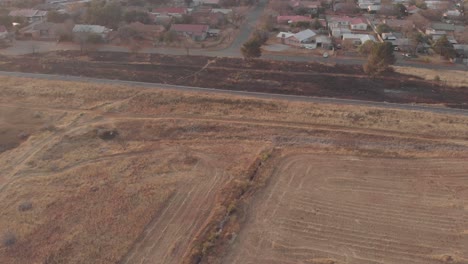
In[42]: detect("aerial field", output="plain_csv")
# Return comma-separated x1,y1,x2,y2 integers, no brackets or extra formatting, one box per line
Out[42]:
0,77,467,264
224,154,468,264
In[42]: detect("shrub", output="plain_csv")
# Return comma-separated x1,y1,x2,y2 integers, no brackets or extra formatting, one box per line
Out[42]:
18,201,33,212
2,231,16,247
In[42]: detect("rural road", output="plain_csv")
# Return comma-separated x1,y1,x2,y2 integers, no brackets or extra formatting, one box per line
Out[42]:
1,70,467,117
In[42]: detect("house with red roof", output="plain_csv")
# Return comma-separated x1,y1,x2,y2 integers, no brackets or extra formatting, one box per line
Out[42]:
170,24,209,41
349,17,368,31
277,16,312,24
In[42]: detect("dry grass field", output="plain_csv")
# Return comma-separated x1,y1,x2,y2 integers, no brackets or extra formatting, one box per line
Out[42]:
393,66,468,87
0,76,467,264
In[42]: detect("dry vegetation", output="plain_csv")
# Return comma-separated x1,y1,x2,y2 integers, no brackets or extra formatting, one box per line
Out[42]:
0,76,467,264
393,66,468,87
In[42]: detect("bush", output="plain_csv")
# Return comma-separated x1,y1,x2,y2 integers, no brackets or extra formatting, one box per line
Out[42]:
18,201,33,212
2,231,16,247
241,38,262,59
363,42,395,76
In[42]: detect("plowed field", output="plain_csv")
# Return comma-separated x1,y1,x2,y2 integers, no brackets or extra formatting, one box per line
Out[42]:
225,154,468,264
0,77,467,264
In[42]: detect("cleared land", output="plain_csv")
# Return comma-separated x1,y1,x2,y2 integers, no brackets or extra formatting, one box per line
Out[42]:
0,77,467,264
224,154,468,264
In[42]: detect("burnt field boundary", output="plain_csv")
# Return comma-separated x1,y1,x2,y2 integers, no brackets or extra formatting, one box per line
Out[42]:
0,51,467,115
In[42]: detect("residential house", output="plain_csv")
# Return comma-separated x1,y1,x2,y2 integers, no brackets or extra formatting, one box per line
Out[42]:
381,32,397,41
425,0,446,9
444,10,462,18
9,9,47,23
22,21,65,40
152,7,187,18
342,33,376,45
315,35,332,48
211,8,232,15
326,16,353,28
289,0,321,14
277,29,317,47
200,0,221,7
358,0,380,10
367,5,381,13
331,26,351,37
72,24,111,42
407,5,420,14
430,22,465,33
170,24,209,41
350,18,368,30
277,15,313,24
382,19,414,31
453,44,468,57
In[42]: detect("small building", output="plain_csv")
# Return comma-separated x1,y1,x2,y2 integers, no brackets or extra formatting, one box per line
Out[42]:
72,24,111,42
200,0,221,7
277,15,313,24
315,35,332,48
367,5,381,13
381,32,396,40
8,9,47,23
331,26,351,37
342,33,376,45
152,7,187,18
350,18,368,31
277,29,317,47
24,22,64,40
170,24,209,41
407,5,420,14
429,22,465,33
453,44,468,57
326,16,353,28
382,19,414,31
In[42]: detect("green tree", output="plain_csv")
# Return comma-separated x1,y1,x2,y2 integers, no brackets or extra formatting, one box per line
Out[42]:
241,38,262,59
311,18,322,30
363,42,395,76
376,24,392,34
433,35,456,60
86,0,122,29
395,3,408,17
123,10,150,24
358,40,376,56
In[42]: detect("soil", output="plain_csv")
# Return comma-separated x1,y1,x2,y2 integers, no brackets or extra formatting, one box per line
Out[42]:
224,153,468,264
0,51,467,108
0,77,467,264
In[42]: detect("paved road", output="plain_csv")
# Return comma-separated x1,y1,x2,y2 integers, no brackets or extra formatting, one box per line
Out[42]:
221,0,268,56
1,70,467,116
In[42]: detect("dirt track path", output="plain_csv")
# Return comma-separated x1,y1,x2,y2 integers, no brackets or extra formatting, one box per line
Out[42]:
119,153,228,264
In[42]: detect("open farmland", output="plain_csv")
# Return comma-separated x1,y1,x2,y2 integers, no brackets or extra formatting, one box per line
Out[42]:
224,154,468,264
0,77,467,264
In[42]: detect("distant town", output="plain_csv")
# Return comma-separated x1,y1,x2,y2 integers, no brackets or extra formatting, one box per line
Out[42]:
0,0,466,67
